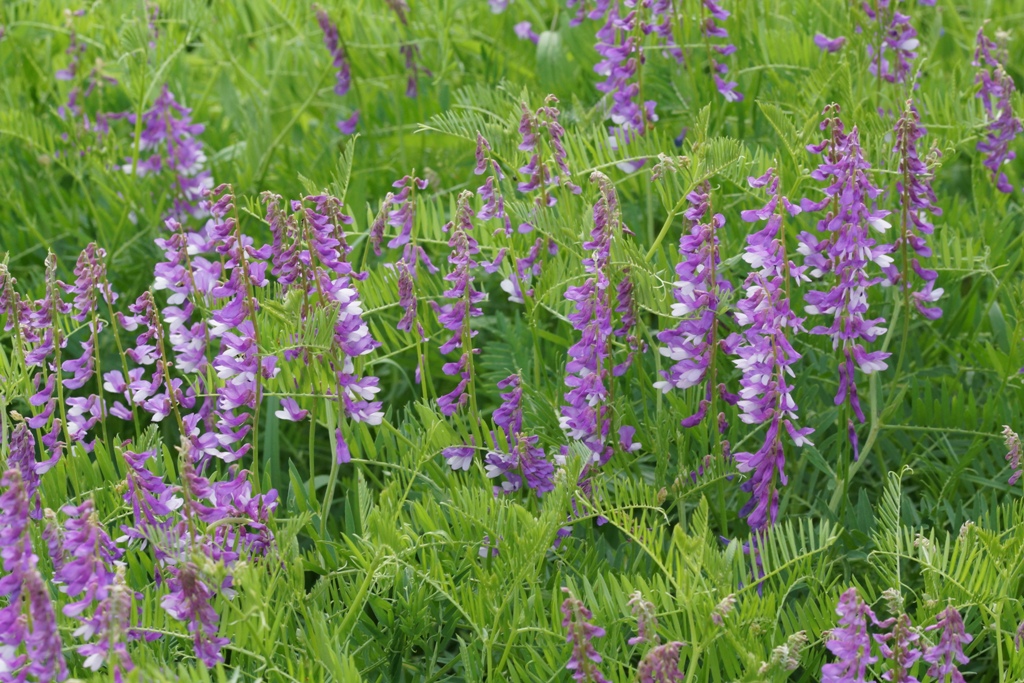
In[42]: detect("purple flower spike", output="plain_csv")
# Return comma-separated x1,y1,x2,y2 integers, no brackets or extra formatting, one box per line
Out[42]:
1005,425,1022,485
316,6,351,97
431,191,483,416
56,499,122,620
561,588,610,683
864,2,919,84
814,33,847,52
974,26,1023,193
627,591,659,646
654,183,730,431
121,87,212,218
161,562,230,667
891,101,943,319
560,173,629,465
637,641,686,683
798,105,892,427
874,612,922,683
822,587,878,683
924,606,973,683
733,168,812,530
703,1,742,101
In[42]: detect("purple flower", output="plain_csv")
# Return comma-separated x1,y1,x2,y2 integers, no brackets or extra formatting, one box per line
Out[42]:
653,183,729,430
732,168,813,530
703,1,742,101
516,97,581,230
814,33,847,52
395,259,418,332
120,448,183,550
798,105,892,429
923,606,972,683
627,591,659,646
55,499,122,620
890,101,943,320
560,173,623,464
22,568,69,682
864,2,919,84
316,6,351,96
122,86,212,218
561,588,610,683
1005,425,1022,485
274,397,309,422
386,175,429,249
76,566,136,679
974,26,1023,193
874,613,922,683
337,110,359,134
0,470,68,682
431,191,484,416
443,445,475,471
515,21,540,44
161,561,230,667
486,375,555,495
822,588,878,683
637,641,686,683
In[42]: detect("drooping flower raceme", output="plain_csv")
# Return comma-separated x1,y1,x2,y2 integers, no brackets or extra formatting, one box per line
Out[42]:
1005,425,1022,485
874,613,923,683
890,101,943,320
561,588,611,683
636,641,686,683
517,96,581,231
122,86,213,218
654,183,730,431
0,469,69,683
702,1,742,102
864,1,919,84
433,191,484,420
315,6,356,132
485,373,555,495
822,587,879,683
923,606,972,683
732,168,813,531
973,26,1023,194
559,173,622,465
799,105,892,439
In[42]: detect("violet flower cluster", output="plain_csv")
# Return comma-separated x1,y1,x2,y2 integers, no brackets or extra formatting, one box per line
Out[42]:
798,105,892,442
561,588,610,683
559,173,629,465
890,102,943,320
822,588,878,683
653,183,730,430
315,6,358,134
1005,425,1022,486
517,96,581,231
864,0,919,84
973,26,1023,194
636,641,686,683
0,469,68,683
823,588,974,683
121,86,213,218
485,373,555,495
433,190,484,422
593,4,655,136
731,169,813,531
701,1,742,102
923,606,973,683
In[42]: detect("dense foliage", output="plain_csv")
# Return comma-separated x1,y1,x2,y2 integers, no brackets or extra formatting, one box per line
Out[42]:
1,0,1023,681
